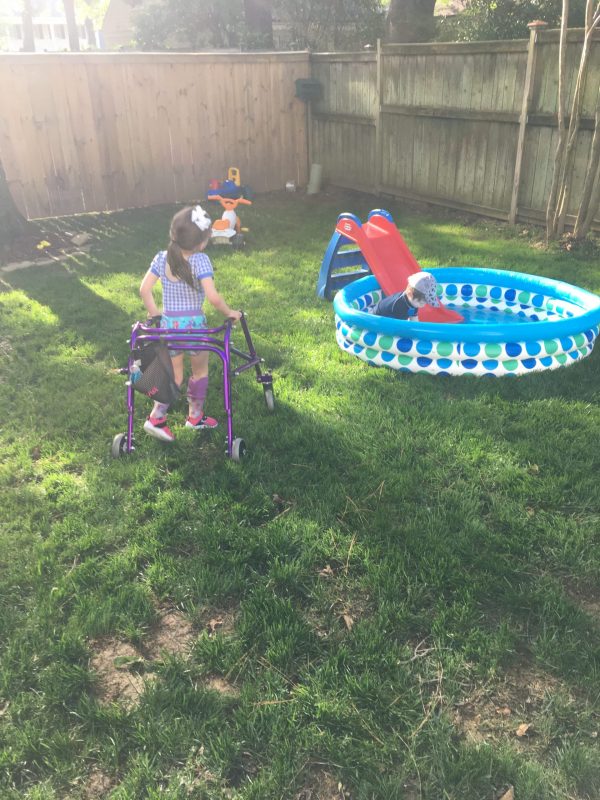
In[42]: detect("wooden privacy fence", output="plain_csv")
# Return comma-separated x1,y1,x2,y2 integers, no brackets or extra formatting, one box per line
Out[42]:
2,35,599,227
0,52,310,219
311,28,600,228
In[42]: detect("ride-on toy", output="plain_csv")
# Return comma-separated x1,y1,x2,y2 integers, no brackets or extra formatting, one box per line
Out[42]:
112,313,274,462
207,167,252,200
210,195,252,247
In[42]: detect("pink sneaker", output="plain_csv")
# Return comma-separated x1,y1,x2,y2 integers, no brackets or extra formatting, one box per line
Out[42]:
185,414,219,430
143,416,175,442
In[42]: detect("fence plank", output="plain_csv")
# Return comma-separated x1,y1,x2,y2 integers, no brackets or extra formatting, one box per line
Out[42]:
311,32,600,228
0,52,310,218
2,40,598,229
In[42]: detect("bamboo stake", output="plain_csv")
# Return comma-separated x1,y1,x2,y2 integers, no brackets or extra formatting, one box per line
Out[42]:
546,0,570,241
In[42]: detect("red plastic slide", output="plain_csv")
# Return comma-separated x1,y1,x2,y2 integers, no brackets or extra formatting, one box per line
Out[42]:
335,212,462,324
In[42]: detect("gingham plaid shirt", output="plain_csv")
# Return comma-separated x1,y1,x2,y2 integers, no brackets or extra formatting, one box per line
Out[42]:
149,251,214,315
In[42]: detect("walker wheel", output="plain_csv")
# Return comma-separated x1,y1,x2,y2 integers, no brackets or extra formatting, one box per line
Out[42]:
231,438,247,462
111,433,129,458
264,386,275,412
232,233,245,248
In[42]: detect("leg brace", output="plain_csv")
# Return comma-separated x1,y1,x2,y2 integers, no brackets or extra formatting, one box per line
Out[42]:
187,376,208,418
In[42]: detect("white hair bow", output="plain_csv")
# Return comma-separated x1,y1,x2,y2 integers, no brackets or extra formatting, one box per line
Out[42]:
191,205,211,231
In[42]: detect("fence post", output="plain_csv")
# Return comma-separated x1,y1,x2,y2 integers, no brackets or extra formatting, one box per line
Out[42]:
510,21,546,223
307,94,313,183
375,38,383,195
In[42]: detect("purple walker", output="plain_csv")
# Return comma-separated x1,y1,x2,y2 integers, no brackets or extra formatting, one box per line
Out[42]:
112,313,274,462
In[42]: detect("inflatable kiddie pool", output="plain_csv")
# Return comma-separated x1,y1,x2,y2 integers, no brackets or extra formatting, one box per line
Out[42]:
319,210,600,377
334,268,600,376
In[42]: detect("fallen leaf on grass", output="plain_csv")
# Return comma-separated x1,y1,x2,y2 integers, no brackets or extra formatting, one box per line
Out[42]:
318,564,335,578
498,786,514,800
515,722,533,737
341,614,354,631
207,617,223,634
495,706,512,716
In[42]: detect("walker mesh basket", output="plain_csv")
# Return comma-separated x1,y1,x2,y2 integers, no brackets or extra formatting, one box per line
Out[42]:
131,341,180,405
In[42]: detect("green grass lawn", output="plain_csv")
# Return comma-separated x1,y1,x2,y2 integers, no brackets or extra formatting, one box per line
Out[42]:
1,190,600,800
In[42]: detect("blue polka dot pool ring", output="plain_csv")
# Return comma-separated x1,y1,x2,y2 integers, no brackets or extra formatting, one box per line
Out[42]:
333,268,600,377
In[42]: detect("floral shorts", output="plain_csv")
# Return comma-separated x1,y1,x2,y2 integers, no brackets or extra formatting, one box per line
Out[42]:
161,313,206,358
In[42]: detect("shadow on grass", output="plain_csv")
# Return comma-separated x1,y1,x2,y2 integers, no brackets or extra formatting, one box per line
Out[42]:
5,247,598,692
4,262,134,357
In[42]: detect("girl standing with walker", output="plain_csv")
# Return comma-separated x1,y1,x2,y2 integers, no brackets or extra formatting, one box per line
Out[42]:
139,205,242,442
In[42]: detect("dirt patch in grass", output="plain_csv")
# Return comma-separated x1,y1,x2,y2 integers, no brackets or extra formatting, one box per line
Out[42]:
295,770,351,799
82,766,116,799
90,604,236,707
304,606,331,641
205,675,240,697
575,595,600,621
303,584,374,643
564,581,600,623
453,662,563,746
143,606,196,660
89,638,148,709
89,607,236,709
195,606,238,636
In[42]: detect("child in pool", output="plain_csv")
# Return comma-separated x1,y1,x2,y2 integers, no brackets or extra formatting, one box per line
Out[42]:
139,204,242,442
373,271,440,319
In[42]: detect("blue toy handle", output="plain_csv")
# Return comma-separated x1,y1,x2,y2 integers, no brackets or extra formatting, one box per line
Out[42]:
368,209,394,223
337,212,362,227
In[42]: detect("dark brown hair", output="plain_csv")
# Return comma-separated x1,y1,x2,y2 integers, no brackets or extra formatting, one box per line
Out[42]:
167,206,212,288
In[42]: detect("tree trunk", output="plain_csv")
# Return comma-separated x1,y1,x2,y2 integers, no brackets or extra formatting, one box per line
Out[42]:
243,0,273,49
573,83,600,238
0,161,29,258
554,6,600,235
579,159,600,236
22,0,35,52
546,0,600,239
63,0,80,52
384,0,436,43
